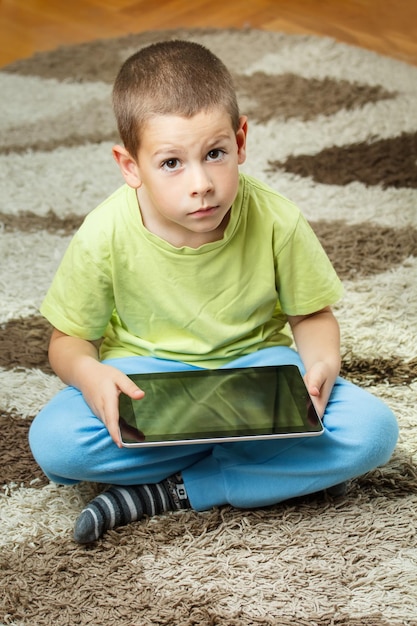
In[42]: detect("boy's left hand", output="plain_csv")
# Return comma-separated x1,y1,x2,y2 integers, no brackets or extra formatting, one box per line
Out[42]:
288,307,341,419
303,360,335,418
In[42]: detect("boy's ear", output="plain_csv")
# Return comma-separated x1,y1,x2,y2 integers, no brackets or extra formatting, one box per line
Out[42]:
112,145,142,188
236,115,248,165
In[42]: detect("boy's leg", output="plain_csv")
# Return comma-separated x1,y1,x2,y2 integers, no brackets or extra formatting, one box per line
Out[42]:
183,346,399,511
29,356,213,542
30,348,398,542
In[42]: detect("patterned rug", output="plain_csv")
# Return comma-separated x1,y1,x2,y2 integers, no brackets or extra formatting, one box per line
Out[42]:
1,28,417,626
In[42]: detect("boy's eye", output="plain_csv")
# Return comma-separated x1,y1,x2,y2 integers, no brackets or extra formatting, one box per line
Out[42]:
162,159,180,170
207,149,224,161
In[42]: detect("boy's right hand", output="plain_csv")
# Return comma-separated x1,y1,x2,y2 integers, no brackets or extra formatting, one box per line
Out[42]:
47,329,144,447
79,361,145,447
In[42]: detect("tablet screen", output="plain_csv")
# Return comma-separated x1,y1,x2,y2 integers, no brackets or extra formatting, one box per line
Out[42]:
118,364,323,447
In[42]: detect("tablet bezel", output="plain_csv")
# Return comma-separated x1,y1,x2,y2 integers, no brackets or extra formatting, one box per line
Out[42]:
118,364,323,447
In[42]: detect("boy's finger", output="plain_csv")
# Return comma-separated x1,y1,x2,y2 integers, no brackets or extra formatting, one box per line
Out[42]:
304,370,324,397
118,375,145,400
104,399,123,448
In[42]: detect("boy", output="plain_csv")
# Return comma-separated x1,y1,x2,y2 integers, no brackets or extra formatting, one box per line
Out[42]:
29,40,398,544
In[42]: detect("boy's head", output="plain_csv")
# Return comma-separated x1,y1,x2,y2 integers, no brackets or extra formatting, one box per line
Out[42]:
112,40,240,158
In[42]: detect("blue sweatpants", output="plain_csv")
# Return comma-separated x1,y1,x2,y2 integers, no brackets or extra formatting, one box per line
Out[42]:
29,347,398,511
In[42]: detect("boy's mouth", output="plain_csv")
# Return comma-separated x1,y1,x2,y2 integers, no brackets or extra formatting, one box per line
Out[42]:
190,205,219,217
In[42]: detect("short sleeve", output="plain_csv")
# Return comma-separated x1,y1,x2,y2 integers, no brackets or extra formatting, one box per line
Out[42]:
40,223,115,339
275,213,344,316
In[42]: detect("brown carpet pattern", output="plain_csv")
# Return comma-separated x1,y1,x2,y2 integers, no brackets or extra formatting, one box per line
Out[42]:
1,28,417,626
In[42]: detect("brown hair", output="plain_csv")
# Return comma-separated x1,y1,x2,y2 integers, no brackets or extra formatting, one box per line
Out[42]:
112,40,240,158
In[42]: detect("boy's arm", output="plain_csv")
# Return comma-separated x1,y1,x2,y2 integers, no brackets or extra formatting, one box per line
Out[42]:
287,306,341,417
48,328,144,447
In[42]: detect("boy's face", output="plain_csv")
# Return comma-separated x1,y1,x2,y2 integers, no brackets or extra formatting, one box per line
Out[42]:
113,108,247,248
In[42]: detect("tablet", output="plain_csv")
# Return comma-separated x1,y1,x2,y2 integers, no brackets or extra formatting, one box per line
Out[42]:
118,364,323,447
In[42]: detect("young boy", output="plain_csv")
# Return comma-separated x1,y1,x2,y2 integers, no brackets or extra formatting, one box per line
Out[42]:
29,40,398,544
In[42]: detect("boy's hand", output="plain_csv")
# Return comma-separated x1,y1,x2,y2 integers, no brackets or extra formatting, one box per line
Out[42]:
303,360,335,418
47,329,144,447
80,362,145,447
288,307,341,419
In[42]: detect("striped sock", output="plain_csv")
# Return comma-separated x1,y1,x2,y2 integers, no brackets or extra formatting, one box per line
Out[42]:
73,473,190,544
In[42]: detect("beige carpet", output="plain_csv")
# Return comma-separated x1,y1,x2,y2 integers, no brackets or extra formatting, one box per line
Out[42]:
1,28,417,626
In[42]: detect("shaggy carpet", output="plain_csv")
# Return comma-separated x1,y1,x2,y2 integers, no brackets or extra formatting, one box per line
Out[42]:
1,28,417,626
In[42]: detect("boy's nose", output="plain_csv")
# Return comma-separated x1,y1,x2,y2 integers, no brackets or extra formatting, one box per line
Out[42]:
190,166,213,196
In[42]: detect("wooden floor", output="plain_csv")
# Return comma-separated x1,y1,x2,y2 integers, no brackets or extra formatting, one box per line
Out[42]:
0,0,416,68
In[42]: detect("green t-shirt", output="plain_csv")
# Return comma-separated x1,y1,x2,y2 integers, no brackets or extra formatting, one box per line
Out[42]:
40,174,343,368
